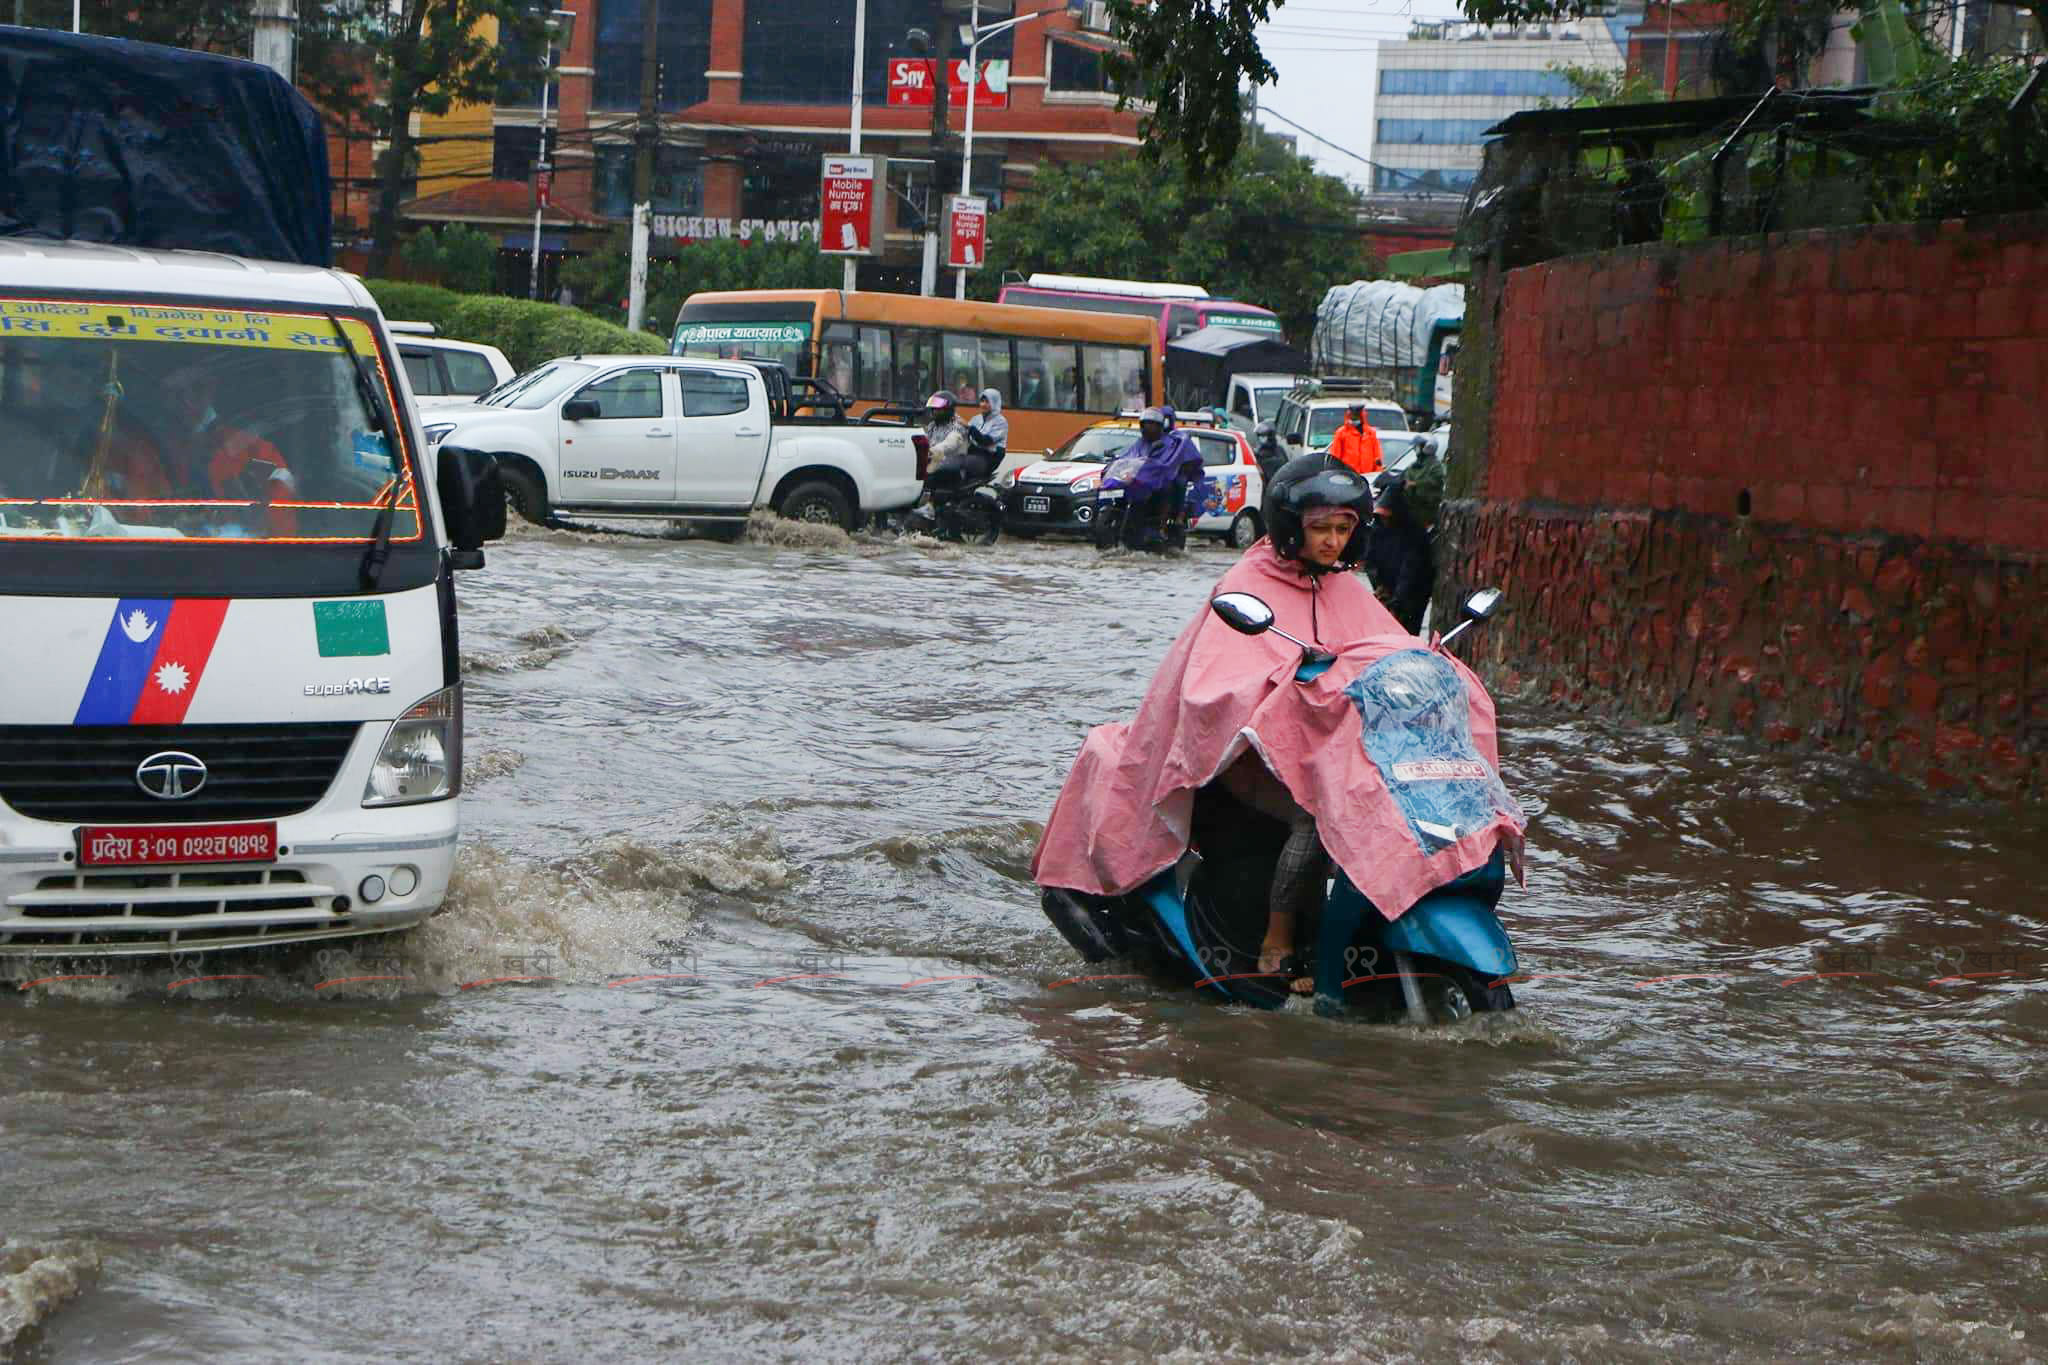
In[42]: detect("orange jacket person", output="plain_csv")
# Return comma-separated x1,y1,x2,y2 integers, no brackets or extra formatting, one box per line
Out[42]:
1326,402,1382,477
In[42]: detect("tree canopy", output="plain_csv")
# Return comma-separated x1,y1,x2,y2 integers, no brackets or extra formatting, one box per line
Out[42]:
977,125,1378,341
1107,0,2045,175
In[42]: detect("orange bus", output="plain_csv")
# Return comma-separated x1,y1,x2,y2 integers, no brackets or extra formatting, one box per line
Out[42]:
671,290,1160,454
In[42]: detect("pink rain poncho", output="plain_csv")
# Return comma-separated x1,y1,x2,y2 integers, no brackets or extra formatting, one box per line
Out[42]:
1031,540,1525,921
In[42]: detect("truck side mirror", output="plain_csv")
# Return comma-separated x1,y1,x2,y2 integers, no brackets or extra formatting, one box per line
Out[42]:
561,398,599,421
436,444,505,566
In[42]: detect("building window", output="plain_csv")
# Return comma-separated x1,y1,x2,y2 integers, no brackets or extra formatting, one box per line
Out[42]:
1048,35,1113,93
742,0,1010,106
492,125,542,181
1376,119,1499,145
1377,67,1577,97
1372,166,1478,194
593,145,703,219
593,0,712,112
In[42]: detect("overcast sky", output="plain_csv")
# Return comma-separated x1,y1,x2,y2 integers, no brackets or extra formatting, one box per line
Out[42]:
1250,0,1472,189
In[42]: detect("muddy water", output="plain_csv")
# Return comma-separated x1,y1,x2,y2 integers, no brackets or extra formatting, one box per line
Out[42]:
5,521,2045,1362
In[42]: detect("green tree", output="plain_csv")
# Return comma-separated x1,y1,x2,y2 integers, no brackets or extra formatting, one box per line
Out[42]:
399,223,499,293
1107,0,2043,173
560,236,842,335
977,126,1377,341
296,0,550,279
1541,62,1667,108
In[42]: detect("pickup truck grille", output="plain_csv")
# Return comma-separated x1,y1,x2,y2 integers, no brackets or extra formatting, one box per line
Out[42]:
0,724,361,823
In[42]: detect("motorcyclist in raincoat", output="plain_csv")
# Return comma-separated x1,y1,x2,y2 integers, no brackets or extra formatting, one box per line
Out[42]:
1109,406,1206,550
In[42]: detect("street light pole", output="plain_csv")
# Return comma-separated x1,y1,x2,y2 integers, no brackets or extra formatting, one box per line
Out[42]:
844,0,867,294
954,0,979,301
952,4,1063,300
528,9,576,302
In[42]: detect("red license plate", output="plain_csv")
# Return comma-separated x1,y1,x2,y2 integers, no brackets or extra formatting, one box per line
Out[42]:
77,822,278,868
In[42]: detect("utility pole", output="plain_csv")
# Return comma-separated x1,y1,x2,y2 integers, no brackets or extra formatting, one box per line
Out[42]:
627,0,660,331
251,0,295,80
843,0,867,294
922,0,951,297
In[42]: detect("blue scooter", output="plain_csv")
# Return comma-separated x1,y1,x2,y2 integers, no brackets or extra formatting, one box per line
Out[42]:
1040,588,1519,1024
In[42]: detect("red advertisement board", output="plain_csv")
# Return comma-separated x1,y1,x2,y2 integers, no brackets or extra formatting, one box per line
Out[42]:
885,58,1010,109
818,154,883,256
946,195,987,271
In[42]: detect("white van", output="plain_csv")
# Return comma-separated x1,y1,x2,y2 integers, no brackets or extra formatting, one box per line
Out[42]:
0,240,501,958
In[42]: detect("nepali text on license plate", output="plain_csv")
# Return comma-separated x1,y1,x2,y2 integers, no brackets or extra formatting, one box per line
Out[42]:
1023,495,1051,514
77,822,279,868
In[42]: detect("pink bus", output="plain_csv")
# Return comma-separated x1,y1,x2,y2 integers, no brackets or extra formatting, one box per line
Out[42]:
996,273,1286,351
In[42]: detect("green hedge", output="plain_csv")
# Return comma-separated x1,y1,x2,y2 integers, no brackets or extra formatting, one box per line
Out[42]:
361,280,667,374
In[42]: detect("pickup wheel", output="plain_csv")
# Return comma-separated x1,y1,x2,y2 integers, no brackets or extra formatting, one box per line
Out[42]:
778,480,853,531
499,463,551,526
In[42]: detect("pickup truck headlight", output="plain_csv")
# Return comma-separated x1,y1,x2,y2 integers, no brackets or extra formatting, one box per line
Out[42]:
363,685,462,806
423,422,458,446
1071,474,1101,494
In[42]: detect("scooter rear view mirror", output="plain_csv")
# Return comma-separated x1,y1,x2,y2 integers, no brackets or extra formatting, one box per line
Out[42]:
1463,587,1503,621
1210,592,1275,635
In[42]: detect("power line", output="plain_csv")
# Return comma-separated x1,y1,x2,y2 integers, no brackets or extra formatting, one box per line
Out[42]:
1259,103,1452,191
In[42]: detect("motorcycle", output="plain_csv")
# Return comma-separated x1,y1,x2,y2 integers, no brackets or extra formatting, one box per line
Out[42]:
905,426,1004,546
1092,452,1206,553
1039,587,1520,1025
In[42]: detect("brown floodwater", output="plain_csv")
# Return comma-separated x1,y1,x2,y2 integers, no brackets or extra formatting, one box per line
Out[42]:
5,519,2044,1362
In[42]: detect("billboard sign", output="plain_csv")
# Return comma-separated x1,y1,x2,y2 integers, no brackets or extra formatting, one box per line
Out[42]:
818,154,885,256
885,58,1010,108
946,194,987,271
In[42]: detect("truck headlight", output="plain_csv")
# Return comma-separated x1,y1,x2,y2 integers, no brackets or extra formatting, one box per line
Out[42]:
423,422,458,446
363,685,462,806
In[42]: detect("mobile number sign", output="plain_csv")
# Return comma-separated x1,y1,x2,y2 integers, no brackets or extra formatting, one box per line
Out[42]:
818,154,885,257
946,195,987,271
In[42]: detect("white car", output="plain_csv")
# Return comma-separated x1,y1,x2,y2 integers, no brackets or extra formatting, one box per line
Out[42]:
1274,393,1412,461
419,354,924,531
388,323,515,411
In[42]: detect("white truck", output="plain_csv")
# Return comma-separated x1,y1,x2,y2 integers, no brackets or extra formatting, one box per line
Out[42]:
420,355,927,532
2,31,505,960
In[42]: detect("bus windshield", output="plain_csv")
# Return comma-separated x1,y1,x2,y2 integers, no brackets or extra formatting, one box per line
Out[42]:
0,298,420,548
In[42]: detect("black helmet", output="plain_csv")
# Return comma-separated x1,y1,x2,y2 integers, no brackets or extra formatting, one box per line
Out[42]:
1264,454,1370,569
1253,419,1277,443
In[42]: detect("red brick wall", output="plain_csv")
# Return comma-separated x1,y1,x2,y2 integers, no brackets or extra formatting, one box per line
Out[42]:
1446,213,2048,798
1484,214,2048,553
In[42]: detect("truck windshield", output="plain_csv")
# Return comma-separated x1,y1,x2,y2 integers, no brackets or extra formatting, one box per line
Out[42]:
0,299,419,546
479,360,597,409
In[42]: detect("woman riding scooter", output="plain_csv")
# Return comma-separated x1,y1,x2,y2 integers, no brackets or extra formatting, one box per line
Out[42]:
1042,457,1398,984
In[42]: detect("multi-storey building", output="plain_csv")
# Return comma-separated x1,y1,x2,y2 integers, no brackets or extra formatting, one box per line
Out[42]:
1367,15,1631,199
400,0,1142,286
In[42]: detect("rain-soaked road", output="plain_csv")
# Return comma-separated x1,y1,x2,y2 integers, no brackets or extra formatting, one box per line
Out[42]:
5,519,2045,1362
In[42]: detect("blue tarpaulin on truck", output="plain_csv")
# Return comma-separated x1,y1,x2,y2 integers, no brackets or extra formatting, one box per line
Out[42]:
0,26,331,266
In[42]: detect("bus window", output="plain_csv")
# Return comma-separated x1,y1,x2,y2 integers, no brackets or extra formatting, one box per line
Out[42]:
1017,339,1078,411
857,326,892,400
1083,344,1147,413
943,334,985,401
975,336,1013,403
1167,304,1200,339
821,323,857,396
896,329,939,403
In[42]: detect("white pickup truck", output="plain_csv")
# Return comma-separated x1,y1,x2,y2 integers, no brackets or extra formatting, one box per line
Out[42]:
420,354,925,531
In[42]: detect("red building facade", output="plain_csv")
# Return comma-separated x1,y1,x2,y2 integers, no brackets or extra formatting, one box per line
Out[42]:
407,0,1142,272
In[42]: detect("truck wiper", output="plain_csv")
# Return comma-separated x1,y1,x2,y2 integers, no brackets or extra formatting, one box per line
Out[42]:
357,474,405,592
325,312,405,592
325,311,392,437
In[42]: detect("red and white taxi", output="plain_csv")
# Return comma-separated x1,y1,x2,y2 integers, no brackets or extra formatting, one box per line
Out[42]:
998,415,1270,547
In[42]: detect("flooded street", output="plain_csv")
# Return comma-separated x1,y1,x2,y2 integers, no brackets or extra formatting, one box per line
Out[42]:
5,522,2045,1362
